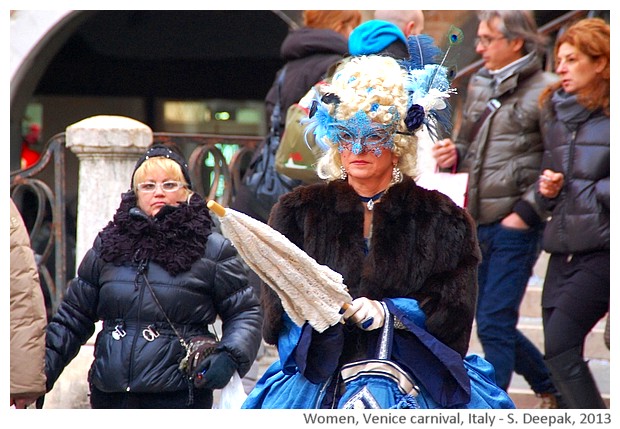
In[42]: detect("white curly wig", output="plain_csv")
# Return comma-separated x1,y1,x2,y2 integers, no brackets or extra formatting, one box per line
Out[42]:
313,55,419,181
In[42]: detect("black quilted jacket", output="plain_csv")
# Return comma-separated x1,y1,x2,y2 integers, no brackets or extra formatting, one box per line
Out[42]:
45,193,262,393
537,91,610,254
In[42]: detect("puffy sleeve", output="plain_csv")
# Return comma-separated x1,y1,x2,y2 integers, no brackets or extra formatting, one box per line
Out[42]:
10,199,47,398
45,246,101,391
208,232,263,378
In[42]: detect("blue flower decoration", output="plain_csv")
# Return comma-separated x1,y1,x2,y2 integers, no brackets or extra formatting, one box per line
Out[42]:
405,104,425,132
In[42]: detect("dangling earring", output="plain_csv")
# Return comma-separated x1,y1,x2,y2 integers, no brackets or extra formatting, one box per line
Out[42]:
392,164,402,183
340,166,348,181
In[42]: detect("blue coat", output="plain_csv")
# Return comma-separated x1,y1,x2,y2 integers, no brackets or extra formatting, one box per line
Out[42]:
243,298,514,409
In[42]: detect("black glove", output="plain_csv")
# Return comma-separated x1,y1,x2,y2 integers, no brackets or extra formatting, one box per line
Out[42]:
193,351,237,390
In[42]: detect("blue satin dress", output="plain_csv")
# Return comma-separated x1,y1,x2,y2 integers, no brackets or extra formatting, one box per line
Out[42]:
242,297,515,409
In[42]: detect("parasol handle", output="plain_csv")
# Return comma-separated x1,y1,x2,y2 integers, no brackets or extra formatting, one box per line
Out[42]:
207,200,226,217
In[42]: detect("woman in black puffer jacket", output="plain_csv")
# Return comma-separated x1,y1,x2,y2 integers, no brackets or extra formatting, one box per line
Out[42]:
45,144,262,408
536,18,609,409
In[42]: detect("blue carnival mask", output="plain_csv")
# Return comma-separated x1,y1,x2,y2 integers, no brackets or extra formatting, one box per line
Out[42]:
328,111,396,157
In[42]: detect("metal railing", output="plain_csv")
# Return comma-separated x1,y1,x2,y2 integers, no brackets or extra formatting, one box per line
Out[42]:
152,132,262,206
11,134,67,318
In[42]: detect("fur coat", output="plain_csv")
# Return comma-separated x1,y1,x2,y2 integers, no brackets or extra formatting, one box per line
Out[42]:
261,177,481,358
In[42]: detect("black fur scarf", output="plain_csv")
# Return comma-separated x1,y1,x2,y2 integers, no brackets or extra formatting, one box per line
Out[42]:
98,192,213,276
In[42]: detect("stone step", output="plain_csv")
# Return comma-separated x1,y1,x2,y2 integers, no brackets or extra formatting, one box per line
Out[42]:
470,260,610,407
468,320,610,401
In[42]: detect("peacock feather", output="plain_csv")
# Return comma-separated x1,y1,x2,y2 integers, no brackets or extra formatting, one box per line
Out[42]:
428,26,464,88
403,34,442,70
446,25,465,47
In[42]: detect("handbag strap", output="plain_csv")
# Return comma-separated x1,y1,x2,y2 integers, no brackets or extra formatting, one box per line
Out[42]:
138,261,218,352
140,263,191,351
270,65,287,139
467,98,500,142
467,68,541,143
374,302,395,360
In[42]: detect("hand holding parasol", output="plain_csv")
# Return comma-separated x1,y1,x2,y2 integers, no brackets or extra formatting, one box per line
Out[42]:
207,200,352,333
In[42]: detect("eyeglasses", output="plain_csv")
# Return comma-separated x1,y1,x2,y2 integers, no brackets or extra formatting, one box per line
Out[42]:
331,125,394,157
475,35,506,48
136,181,186,193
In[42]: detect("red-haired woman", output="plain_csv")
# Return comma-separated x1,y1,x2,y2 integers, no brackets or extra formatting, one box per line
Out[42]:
537,17,610,409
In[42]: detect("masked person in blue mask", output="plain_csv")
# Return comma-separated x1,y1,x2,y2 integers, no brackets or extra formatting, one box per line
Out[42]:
243,54,514,410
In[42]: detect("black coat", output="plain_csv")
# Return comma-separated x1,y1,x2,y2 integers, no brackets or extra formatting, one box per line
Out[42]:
45,193,262,394
537,92,610,254
264,27,348,130
261,178,481,358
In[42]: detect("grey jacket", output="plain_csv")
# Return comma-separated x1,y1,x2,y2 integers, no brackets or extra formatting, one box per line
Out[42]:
455,54,558,226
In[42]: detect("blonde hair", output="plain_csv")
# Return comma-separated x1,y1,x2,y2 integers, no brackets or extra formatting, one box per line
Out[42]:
315,55,418,180
132,157,191,199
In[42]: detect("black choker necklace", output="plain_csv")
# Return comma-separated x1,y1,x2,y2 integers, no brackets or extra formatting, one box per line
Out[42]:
359,190,385,211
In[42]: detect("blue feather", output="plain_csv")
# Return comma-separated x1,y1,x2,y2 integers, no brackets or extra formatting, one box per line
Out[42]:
404,34,442,70
301,94,336,152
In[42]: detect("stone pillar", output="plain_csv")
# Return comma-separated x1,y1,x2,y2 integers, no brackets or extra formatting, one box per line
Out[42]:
66,115,152,266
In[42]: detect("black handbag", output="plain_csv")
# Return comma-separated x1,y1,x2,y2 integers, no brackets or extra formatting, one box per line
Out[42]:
237,66,301,221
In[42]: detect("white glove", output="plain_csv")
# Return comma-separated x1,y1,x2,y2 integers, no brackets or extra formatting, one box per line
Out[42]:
342,297,385,331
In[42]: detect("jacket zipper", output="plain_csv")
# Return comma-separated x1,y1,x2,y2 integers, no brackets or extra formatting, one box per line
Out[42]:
559,130,578,254
126,259,148,391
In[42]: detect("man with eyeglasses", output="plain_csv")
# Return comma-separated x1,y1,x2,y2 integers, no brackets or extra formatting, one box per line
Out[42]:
432,11,561,408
